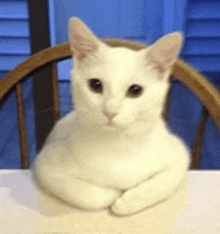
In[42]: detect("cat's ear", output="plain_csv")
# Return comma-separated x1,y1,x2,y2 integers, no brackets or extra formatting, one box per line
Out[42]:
69,17,100,67
146,32,183,76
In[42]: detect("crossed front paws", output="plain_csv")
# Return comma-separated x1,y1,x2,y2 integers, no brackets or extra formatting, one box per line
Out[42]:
111,189,147,216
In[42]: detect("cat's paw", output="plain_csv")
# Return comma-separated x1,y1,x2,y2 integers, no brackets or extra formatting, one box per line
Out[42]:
110,190,144,216
111,196,132,216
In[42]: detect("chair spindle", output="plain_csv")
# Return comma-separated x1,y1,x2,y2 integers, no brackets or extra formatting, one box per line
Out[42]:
52,62,60,122
16,82,29,169
163,76,173,123
190,105,209,169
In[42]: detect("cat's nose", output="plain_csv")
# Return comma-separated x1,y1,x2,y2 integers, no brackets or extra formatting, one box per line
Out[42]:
103,109,117,120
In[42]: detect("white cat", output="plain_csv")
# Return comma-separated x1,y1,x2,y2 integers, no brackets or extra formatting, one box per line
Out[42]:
33,17,190,216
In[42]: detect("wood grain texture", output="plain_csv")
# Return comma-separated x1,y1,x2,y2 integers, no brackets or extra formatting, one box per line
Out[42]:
191,106,209,169
16,82,29,169
52,62,60,122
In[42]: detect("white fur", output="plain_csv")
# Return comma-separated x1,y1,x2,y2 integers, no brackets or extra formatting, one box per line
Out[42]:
33,17,190,216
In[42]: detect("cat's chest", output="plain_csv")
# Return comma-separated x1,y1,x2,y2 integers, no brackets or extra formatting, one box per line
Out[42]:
65,130,168,189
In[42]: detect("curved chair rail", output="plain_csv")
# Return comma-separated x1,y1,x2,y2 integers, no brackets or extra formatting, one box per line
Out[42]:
1,39,220,129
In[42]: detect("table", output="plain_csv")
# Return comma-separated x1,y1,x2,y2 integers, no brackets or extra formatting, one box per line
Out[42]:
1,170,220,234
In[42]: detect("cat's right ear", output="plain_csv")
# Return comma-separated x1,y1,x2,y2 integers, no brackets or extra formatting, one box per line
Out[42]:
69,17,100,68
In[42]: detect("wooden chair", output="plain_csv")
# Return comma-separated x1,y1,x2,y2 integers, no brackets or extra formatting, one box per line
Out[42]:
0,40,220,170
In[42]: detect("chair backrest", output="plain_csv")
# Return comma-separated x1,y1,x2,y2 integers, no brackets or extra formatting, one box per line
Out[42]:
0,40,220,170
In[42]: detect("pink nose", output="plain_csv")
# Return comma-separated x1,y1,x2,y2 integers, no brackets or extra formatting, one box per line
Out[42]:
103,110,117,120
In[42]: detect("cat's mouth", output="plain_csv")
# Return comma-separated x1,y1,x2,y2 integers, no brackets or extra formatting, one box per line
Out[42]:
106,122,117,129
107,121,114,126
101,120,119,131
105,118,130,128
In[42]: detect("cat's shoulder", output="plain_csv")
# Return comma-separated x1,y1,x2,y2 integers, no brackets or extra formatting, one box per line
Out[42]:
58,110,77,125
153,122,190,165
166,132,191,168
45,110,78,144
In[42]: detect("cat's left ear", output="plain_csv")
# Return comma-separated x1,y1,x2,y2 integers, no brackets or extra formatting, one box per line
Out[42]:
69,17,101,68
146,32,183,75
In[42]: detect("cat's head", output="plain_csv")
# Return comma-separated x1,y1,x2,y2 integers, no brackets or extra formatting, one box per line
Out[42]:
69,17,183,134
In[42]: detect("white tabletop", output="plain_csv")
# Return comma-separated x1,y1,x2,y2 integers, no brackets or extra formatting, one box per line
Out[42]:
1,170,220,234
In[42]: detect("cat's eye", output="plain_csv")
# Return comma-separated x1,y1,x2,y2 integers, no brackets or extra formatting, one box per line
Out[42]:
88,79,103,93
127,84,143,98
